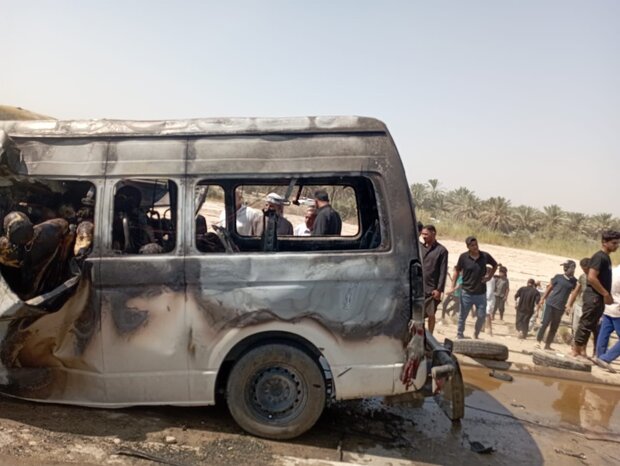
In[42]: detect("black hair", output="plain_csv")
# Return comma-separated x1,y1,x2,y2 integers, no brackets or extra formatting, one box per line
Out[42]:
422,224,436,233
602,230,620,242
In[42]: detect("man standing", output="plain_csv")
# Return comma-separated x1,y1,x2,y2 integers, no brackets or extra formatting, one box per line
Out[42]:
573,230,620,357
311,190,342,236
264,192,294,235
294,207,317,236
595,264,620,373
567,258,590,342
451,236,498,339
420,225,448,334
536,261,578,350
514,279,541,339
493,266,510,320
219,190,262,236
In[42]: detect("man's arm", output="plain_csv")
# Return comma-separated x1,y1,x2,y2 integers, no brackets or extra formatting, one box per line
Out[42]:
536,282,553,317
566,281,582,310
588,267,613,305
434,248,449,299
451,266,461,293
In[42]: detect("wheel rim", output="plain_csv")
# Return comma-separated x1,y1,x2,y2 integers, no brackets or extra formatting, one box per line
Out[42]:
247,366,306,422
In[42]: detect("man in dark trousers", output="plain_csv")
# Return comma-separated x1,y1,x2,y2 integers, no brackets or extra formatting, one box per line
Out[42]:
514,279,541,338
536,261,577,350
451,236,498,339
311,190,342,236
573,230,620,357
420,225,448,334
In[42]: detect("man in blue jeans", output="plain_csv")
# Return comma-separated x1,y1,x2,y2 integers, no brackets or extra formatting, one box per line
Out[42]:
595,264,620,373
451,236,498,339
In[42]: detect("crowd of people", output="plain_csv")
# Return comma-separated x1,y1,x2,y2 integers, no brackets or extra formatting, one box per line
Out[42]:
420,225,620,373
219,189,343,238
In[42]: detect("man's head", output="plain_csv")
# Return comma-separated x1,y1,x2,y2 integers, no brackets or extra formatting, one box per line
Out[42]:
465,236,479,254
421,224,437,246
265,192,287,215
3,211,33,246
527,278,536,287
304,207,317,229
579,257,590,274
314,190,330,208
74,221,94,256
562,260,576,277
601,230,620,253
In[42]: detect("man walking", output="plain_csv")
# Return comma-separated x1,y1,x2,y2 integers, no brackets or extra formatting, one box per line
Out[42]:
420,225,448,334
514,279,541,339
536,261,578,350
573,230,620,357
451,236,498,339
594,264,620,373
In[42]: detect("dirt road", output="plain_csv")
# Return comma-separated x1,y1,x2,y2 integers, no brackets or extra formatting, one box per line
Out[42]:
1,365,618,465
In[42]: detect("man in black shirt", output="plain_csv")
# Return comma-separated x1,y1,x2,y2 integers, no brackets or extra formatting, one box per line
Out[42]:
311,190,342,236
420,225,448,334
451,236,498,339
536,261,577,349
515,278,541,339
573,230,620,357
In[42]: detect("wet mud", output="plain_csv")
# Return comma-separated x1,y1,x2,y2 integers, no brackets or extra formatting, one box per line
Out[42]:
0,366,618,465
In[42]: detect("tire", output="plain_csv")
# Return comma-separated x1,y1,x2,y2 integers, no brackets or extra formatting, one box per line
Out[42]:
452,340,509,361
434,354,465,422
532,350,592,372
226,344,326,440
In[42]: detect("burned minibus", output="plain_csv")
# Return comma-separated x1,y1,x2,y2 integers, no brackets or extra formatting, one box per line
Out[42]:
0,117,463,439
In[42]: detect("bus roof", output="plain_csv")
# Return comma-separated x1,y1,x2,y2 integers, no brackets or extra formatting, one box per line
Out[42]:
0,116,387,138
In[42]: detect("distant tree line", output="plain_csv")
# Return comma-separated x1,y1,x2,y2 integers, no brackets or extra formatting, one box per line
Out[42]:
411,179,620,246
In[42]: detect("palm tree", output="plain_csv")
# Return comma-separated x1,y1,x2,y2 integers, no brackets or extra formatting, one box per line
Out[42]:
479,197,514,233
512,205,542,233
541,205,566,235
586,213,614,238
565,212,588,237
410,183,429,210
426,179,446,218
446,187,480,221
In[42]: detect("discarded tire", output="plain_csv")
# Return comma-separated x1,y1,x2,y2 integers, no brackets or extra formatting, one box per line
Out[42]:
452,340,509,361
532,350,592,372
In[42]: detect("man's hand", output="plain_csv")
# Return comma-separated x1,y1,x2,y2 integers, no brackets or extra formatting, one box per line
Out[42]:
604,293,614,305
431,290,442,301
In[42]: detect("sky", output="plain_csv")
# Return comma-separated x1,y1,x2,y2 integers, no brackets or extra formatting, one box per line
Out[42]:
2,1,619,216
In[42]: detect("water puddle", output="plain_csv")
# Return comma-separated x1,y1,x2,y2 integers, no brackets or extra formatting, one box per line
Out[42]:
462,366,620,435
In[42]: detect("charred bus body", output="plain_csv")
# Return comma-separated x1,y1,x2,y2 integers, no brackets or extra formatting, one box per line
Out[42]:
0,117,463,439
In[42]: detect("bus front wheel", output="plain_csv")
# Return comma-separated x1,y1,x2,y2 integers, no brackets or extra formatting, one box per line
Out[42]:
226,343,326,440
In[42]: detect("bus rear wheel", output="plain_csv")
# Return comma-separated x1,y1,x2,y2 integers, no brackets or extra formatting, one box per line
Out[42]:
226,343,326,440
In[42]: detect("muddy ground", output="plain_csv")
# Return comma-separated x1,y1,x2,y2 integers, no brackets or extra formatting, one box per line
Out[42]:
0,366,618,466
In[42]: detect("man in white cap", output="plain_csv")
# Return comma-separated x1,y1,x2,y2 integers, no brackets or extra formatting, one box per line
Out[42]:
264,192,293,236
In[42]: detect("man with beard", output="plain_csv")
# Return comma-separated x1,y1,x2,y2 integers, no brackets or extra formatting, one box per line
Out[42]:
451,236,498,339
420,225,448,334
